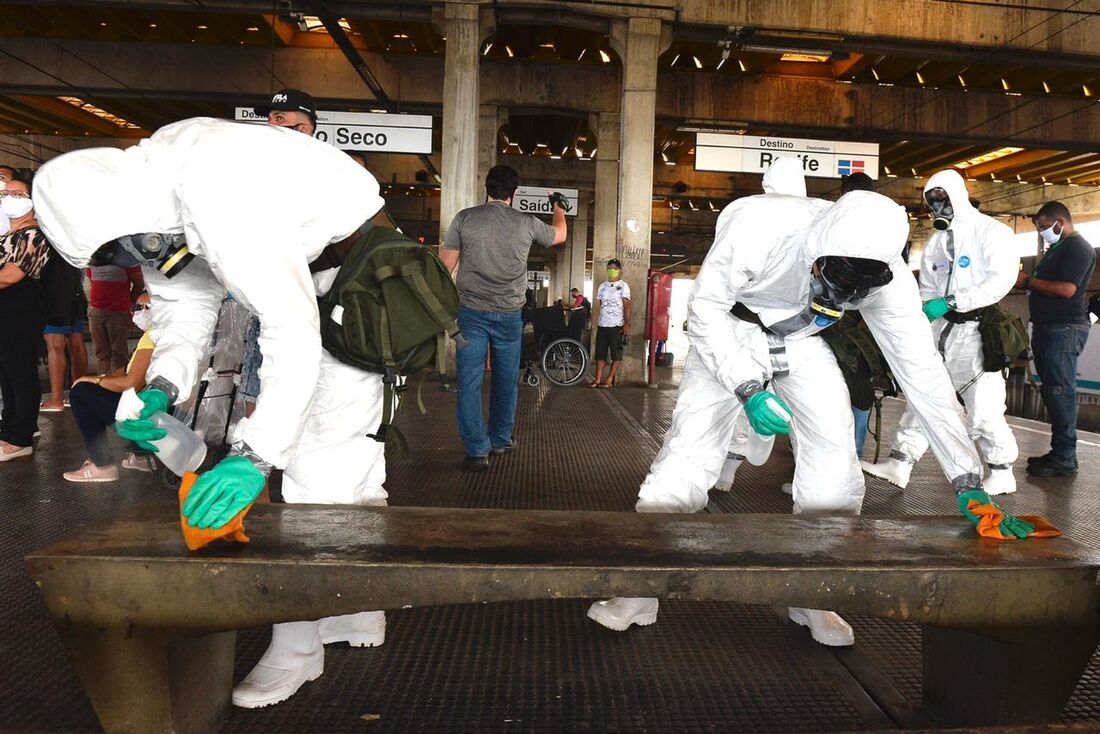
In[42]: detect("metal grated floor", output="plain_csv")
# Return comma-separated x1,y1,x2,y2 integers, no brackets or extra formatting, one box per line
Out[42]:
4,373,1100,732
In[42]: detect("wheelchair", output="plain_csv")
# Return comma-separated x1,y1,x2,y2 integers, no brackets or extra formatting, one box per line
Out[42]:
522,306,590,387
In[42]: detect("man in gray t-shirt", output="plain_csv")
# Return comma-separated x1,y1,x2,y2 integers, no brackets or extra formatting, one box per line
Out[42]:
440,165,567,470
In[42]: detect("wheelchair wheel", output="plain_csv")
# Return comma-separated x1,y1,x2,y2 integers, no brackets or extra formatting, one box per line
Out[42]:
526,372,541,387
541,338,589,387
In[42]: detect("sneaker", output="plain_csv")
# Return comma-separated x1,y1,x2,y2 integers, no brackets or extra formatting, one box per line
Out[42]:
861,456,913,489
0,444,32,462
1027,453,1054,465
63,460,119,483
464,455,489,472
38,402,64,413
121,452,156,473
788,608,855,646
490,440,516,455
318,611,386,647
587,597,659,631
984,465,1016,496
1026,455,1078,477
232,621,323,709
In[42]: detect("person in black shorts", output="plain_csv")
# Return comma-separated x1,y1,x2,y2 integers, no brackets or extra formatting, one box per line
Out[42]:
590,258,631,387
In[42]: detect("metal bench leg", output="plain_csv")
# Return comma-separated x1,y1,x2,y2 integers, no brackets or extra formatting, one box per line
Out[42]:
922,623,1099,726
57,624,236,734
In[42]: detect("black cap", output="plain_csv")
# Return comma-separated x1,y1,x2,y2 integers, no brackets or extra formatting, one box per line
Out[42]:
840,172,874,194
254,89,317,123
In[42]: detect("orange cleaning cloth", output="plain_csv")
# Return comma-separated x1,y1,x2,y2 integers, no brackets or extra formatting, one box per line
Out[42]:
178,471,253,551
966,499,1062,540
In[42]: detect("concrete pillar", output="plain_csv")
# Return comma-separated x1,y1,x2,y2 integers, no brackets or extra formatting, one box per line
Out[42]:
476,104,502,198
611,17,663,383
590,112,620,352
569,198,590,299
438,1,490,244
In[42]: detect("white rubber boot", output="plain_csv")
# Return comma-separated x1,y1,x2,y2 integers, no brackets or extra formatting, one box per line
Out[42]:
780,482,793,495
984,466,1017,496
318,611,386,647
713,453,743,492
232,620,324,709
788,608,855,647
861,456,913,489
587,597,659,631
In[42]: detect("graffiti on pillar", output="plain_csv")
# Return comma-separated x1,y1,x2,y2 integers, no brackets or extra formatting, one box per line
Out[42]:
621,246,649,266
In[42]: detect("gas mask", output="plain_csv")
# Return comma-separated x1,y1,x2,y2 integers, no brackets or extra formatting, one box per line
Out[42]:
92,232,193,278
926,189,954,231
771,256,893,338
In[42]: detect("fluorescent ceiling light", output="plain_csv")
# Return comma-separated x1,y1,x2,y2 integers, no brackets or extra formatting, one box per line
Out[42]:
953,147,1024,169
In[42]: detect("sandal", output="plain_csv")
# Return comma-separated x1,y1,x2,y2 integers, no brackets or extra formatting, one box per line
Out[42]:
588,380,602,388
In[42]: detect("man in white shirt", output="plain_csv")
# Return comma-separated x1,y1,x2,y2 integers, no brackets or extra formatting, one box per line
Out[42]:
590,258,631,387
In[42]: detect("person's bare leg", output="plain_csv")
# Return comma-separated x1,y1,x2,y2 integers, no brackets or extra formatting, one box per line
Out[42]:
592,360,606,386
244,400,257,418
68,332,88,381
42,334,67,408
606,359,622,386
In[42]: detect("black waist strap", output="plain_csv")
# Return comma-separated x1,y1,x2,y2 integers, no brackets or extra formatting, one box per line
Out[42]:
730,302,766,328
944,307,985,324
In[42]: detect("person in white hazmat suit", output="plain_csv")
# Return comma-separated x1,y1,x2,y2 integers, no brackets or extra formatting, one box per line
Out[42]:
863,169,1019,495
33,117,390,709
587,182,1040,646
711,158,805,493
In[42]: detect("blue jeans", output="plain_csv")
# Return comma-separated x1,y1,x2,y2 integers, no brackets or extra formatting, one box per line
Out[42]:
853,407,870,457
456,306,524,457
1032,322,1090,463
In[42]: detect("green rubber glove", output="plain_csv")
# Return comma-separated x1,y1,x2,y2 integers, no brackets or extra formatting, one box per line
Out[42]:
744,391,793,436
115,388,171,452
922,297,951,322
957,489,1035,539
181,456,266,530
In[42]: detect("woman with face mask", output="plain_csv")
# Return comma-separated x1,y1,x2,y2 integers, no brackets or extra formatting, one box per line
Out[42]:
0,174,51,462
62,294,158,481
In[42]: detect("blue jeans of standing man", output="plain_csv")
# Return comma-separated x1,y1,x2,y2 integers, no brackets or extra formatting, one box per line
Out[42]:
456,306,524,458
1032,322,1090,464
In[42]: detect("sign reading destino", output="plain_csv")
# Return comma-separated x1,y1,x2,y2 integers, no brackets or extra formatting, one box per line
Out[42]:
234,108,433,154
694,132,879,180
511,186,579,218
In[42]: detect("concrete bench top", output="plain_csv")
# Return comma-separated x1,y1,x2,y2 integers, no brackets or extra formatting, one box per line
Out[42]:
25,503,1100,732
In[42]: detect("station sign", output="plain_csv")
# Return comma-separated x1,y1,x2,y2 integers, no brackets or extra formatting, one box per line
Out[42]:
512,186,579,217
694,132,879,180
234,108,433,154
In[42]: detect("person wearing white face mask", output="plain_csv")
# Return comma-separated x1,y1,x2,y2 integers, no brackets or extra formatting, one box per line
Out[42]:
863,170,1020,495
0,173,51,462
63,293,158,482
1016,201,1096,477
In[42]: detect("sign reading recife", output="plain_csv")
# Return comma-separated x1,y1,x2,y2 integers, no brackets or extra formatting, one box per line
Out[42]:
511,186,579,218
234,108,432,154
694,132,879,180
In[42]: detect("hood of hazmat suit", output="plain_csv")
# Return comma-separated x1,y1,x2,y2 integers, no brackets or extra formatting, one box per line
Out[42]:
34,117,385,468
35,147,181,269
761,156,807,197
918,169,1018,313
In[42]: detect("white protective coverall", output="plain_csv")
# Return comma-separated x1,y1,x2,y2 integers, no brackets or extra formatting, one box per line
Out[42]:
714,158,807,491
864,170,1019,495
588,189,985,645
33,117,390,708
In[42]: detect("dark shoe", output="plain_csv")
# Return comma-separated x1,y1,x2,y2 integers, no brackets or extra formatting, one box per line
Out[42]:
1027,453,1055,465
490,440,516,456
1026,455,1078,477
464,455,489,472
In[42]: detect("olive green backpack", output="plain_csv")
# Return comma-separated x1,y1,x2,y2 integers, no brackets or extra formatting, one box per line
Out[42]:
317,226,459,444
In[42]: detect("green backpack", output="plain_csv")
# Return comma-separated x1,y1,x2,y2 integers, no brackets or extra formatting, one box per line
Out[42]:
317,226,459,443
977,305,1030,372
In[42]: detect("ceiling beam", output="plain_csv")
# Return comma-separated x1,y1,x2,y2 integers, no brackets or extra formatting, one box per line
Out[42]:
964,148,1062,179
261,13,296,47
9,94,145,136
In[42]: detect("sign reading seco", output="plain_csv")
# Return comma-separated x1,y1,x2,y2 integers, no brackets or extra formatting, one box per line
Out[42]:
234,108,433,154
694,132,879,180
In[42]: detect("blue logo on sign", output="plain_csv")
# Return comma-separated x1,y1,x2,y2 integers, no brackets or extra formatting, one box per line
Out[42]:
959,256,971,268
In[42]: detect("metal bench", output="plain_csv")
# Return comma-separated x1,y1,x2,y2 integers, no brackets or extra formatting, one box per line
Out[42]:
26,503,1100,734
